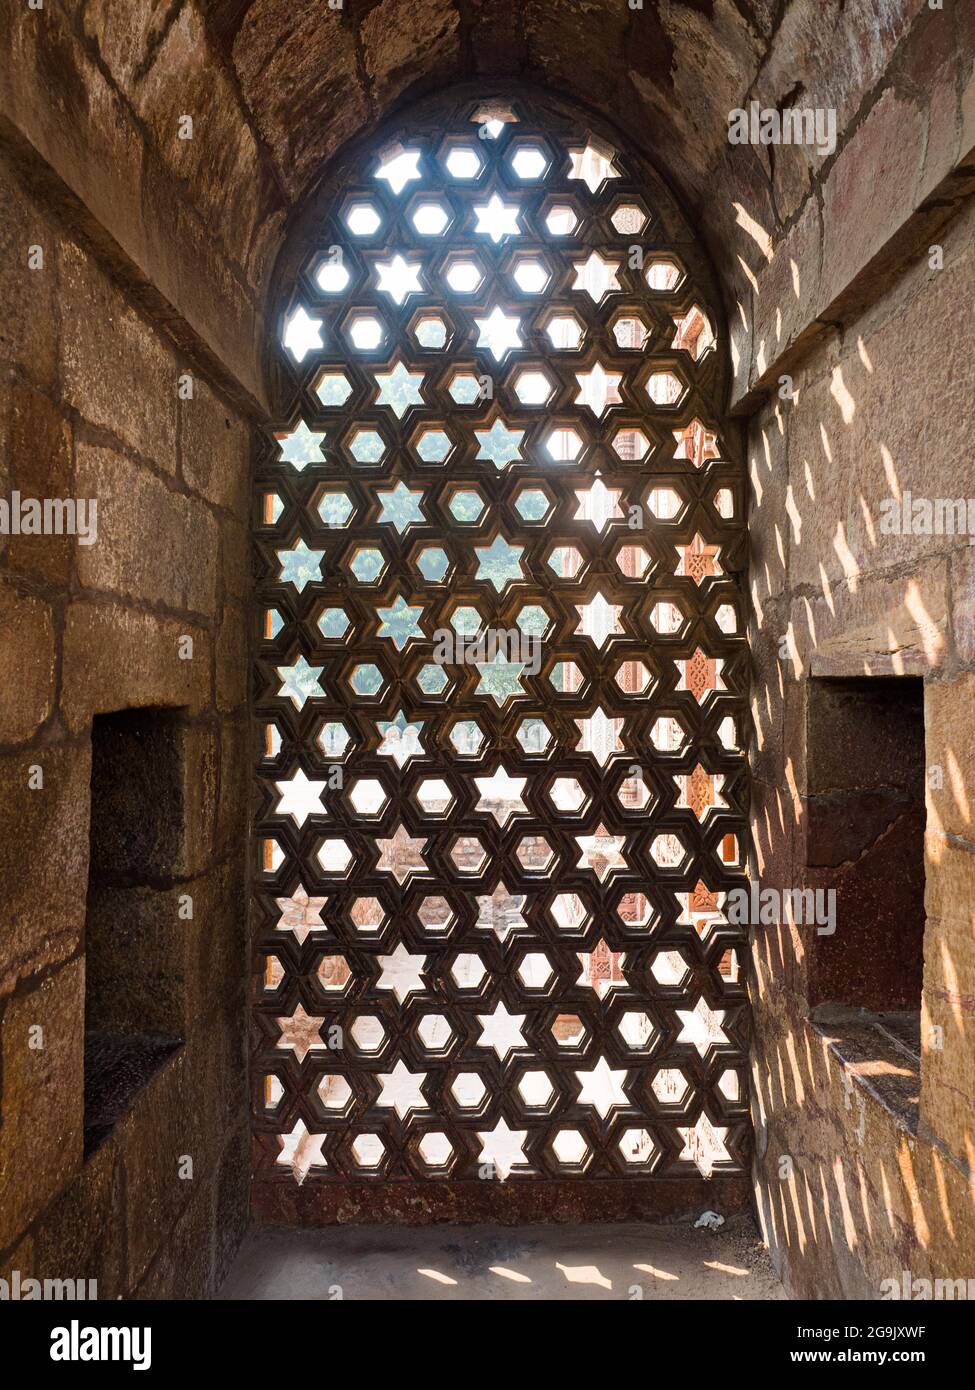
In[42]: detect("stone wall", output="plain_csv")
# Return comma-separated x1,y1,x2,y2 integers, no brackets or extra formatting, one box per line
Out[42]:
747,189,975,1298
0,145,253,1298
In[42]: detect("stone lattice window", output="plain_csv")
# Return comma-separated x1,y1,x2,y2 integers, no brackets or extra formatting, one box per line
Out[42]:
253,94,748,1199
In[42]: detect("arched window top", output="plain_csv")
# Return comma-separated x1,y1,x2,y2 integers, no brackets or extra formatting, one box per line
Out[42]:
254,92,747,1198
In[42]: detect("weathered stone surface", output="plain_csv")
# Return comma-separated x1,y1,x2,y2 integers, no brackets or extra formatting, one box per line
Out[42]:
924,675,975,843
751,199,820,386
0,580,55,742
179,378,250,518
133,4,264,279
216,602,248,712
4,383,74,586
361,0,461,110
60,241,178,470
213,1126,250,1287
920,848,975,1169
0,960,85,1251
232,0,367,201
798,558,949,677
218,513,251,605
216,713,249,856
32,1141,125,1300
821,90,926,310
747,395,790,605
75,442,218,613
0,156,57,386
0,741,91,996
116,1046,190,1284
60,602,209,734
949,544,975,667
82,0,182,94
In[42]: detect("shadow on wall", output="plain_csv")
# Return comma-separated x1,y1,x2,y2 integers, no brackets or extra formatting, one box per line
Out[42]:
746,192,975,1299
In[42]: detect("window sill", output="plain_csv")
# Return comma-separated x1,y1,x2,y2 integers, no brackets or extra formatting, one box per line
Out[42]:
809,1005,920,1135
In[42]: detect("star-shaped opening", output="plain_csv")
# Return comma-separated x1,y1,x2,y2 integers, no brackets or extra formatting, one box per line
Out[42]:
274,885,327,944
476,1002,527,1060
573,478,624,532
575,591,624,648
575,1056,629,1119
476,1118,528,1181
474,193,521,243
475,535,525,591
376,713,426,767
375,943,427,1003
377,481,425,533
375,145,422,194
277,1119,326,1184
571,251,621,303
575,363,623,416
575,707,625,766
475,417,524,467
475,883,528,940
276,656,324,710
373,361,425,417
474,767,529,825
375,1059,428,1118
275,1004,327,1063
274,768,328,825
376,824,429,883
277,540,324,592
575,826,627,881
276,420,325,469
283,305,323,363
376,594,425,649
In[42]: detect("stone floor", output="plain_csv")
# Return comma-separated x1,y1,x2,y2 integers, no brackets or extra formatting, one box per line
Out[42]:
218,1212,785,1300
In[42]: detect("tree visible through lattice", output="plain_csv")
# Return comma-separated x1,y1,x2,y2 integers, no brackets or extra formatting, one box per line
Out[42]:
253,95,749,1190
